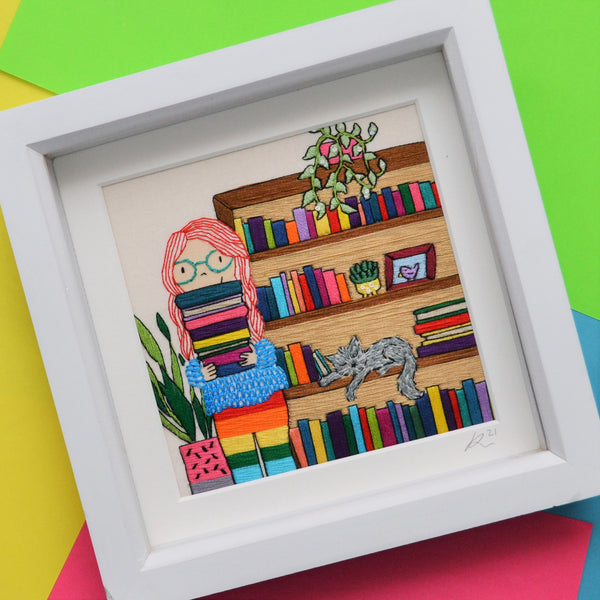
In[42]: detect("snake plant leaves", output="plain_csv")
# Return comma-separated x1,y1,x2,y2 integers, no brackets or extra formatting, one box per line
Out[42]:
135,316,165,370
146,362,170,416
191,391,208,439
170,345,184,393
156,312,171,342
159,366,195,441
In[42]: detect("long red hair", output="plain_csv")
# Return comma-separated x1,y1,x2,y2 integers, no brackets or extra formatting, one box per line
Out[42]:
161,218,264,360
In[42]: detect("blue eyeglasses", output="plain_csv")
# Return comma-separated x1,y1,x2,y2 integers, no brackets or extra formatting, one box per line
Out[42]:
174,250,234,285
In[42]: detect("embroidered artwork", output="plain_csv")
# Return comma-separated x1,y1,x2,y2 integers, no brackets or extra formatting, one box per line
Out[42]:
104,105,494,497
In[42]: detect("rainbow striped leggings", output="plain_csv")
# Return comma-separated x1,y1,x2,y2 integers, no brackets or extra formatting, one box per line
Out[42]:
213,391,297,484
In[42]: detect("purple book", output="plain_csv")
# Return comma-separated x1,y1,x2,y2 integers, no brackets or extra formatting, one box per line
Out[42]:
292,207,311,241
440,389,458,430
417,334,476,358
305,210,318,239
345,196,362,228
476,381,494,422
392,190,406,216
280,273,295,316
395,403,410,443
188,316,249,341
326,411,350,458
313,268,331,307
301,345,320,382
247,216,269,253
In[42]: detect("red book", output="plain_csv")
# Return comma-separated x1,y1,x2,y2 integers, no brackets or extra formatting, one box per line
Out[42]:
377,194,390,220
326,206,341,233
288,343,311,384
448,389,463,428
431,182,441,207
298,274,316,311
358,407,374,451
322,270,342,304
414,311,471,335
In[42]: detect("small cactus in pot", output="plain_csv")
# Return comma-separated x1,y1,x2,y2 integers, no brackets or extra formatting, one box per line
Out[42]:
349,260,381,297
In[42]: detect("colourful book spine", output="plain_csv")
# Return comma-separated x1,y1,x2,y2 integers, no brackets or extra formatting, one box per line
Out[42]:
376,408,396,447
289,427,308,467
358,407,374,451
366,407,384,449
322,270,341,304
456,388,472,427
309,420,328,463
313,268,331,307
392,189,405,216
298,273,316,311
409,405,426,438
270,276,290,318
302,266,323,309
414,297,467,319
290,270,306,312
272,219,289,246
326,206,341,233
274,347,290,386
287,279,301,314
357,200,367,226
426,385,449,434
336,273,352,302
264,286,279,320
395,403,410,442
326,411,350,458
348,405,367,453
247,216,268,252
256,287,271,322
416,394,437,436
449,389,463,428
301,345,320,383
233,218,247,249
398,183,415,214
283,350,298,386
337,206,351,230
288,342,311,385
359,195,374,224
292,207,311,241
345,196,362,228
305,210,318,239
417,334,476,358
320,421,336,461
402,405,417,440
414,312,471,334
463,379,483,424
314,349,331,375
264,219,276,250
369,193,382,222
432,182,441,207
381,187,398,219
342,414,358,455
285,220,300,244
280,273,295,316
409,182,425,212
377,194,389,220
476,381,494,422
314,211,331,237
419,181,438,210
242,222,255,254
440,389,458,430
298,420,317,465
387,401,404,443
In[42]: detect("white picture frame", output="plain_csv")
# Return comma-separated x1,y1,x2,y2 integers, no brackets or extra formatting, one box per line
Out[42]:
0,1,598,598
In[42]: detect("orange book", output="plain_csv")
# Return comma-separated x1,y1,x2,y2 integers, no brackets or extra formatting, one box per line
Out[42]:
336,273,352,302
289,427,308,467
285,220,300,244
288,342,311,384
290,270,306,312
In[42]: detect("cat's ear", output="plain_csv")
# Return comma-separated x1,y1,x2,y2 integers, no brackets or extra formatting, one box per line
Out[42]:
348,335,362,356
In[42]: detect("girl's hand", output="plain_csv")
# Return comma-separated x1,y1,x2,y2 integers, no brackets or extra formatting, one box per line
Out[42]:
201,362,218,381
239,344,257,366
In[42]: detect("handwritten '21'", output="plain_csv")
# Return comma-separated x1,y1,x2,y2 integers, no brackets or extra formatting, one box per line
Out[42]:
465,428,497,452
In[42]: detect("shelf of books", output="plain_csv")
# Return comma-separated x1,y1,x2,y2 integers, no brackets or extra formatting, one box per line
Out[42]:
213,141,492,467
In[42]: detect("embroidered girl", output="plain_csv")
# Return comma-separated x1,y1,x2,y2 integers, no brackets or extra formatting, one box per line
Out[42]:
162,218,296,484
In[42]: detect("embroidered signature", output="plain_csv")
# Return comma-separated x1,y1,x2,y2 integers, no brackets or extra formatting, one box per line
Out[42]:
464,428,497,451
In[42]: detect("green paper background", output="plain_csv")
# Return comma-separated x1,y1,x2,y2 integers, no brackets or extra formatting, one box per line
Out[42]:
0,0,598,319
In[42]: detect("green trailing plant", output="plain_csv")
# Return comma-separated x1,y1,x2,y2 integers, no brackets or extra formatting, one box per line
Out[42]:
135,313,213,443
349,260,380,284
298,121,387,219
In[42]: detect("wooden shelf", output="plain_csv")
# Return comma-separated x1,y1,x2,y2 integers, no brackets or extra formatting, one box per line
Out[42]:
248,208,443,263
264,274,461,331
283,346,479,401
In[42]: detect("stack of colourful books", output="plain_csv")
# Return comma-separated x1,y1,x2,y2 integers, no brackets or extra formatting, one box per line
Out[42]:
288,379,493,466
256,265,351,322
175,280,252,377
274,341,331,387
233,180,441,254
413,298,476,358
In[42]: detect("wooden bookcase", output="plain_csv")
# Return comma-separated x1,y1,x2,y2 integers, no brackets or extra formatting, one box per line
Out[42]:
213,142,485,427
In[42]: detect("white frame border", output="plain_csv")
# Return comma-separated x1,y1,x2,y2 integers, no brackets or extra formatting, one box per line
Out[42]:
0,1,598,598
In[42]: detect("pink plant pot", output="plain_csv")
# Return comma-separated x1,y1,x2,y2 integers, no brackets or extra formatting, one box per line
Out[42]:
319,138,362,165
179,438,233,494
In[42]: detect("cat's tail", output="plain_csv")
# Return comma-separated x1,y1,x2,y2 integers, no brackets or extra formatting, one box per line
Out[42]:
388,338,423,401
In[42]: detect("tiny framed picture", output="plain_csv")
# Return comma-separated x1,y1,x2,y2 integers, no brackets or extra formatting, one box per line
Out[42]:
385,244,436,290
